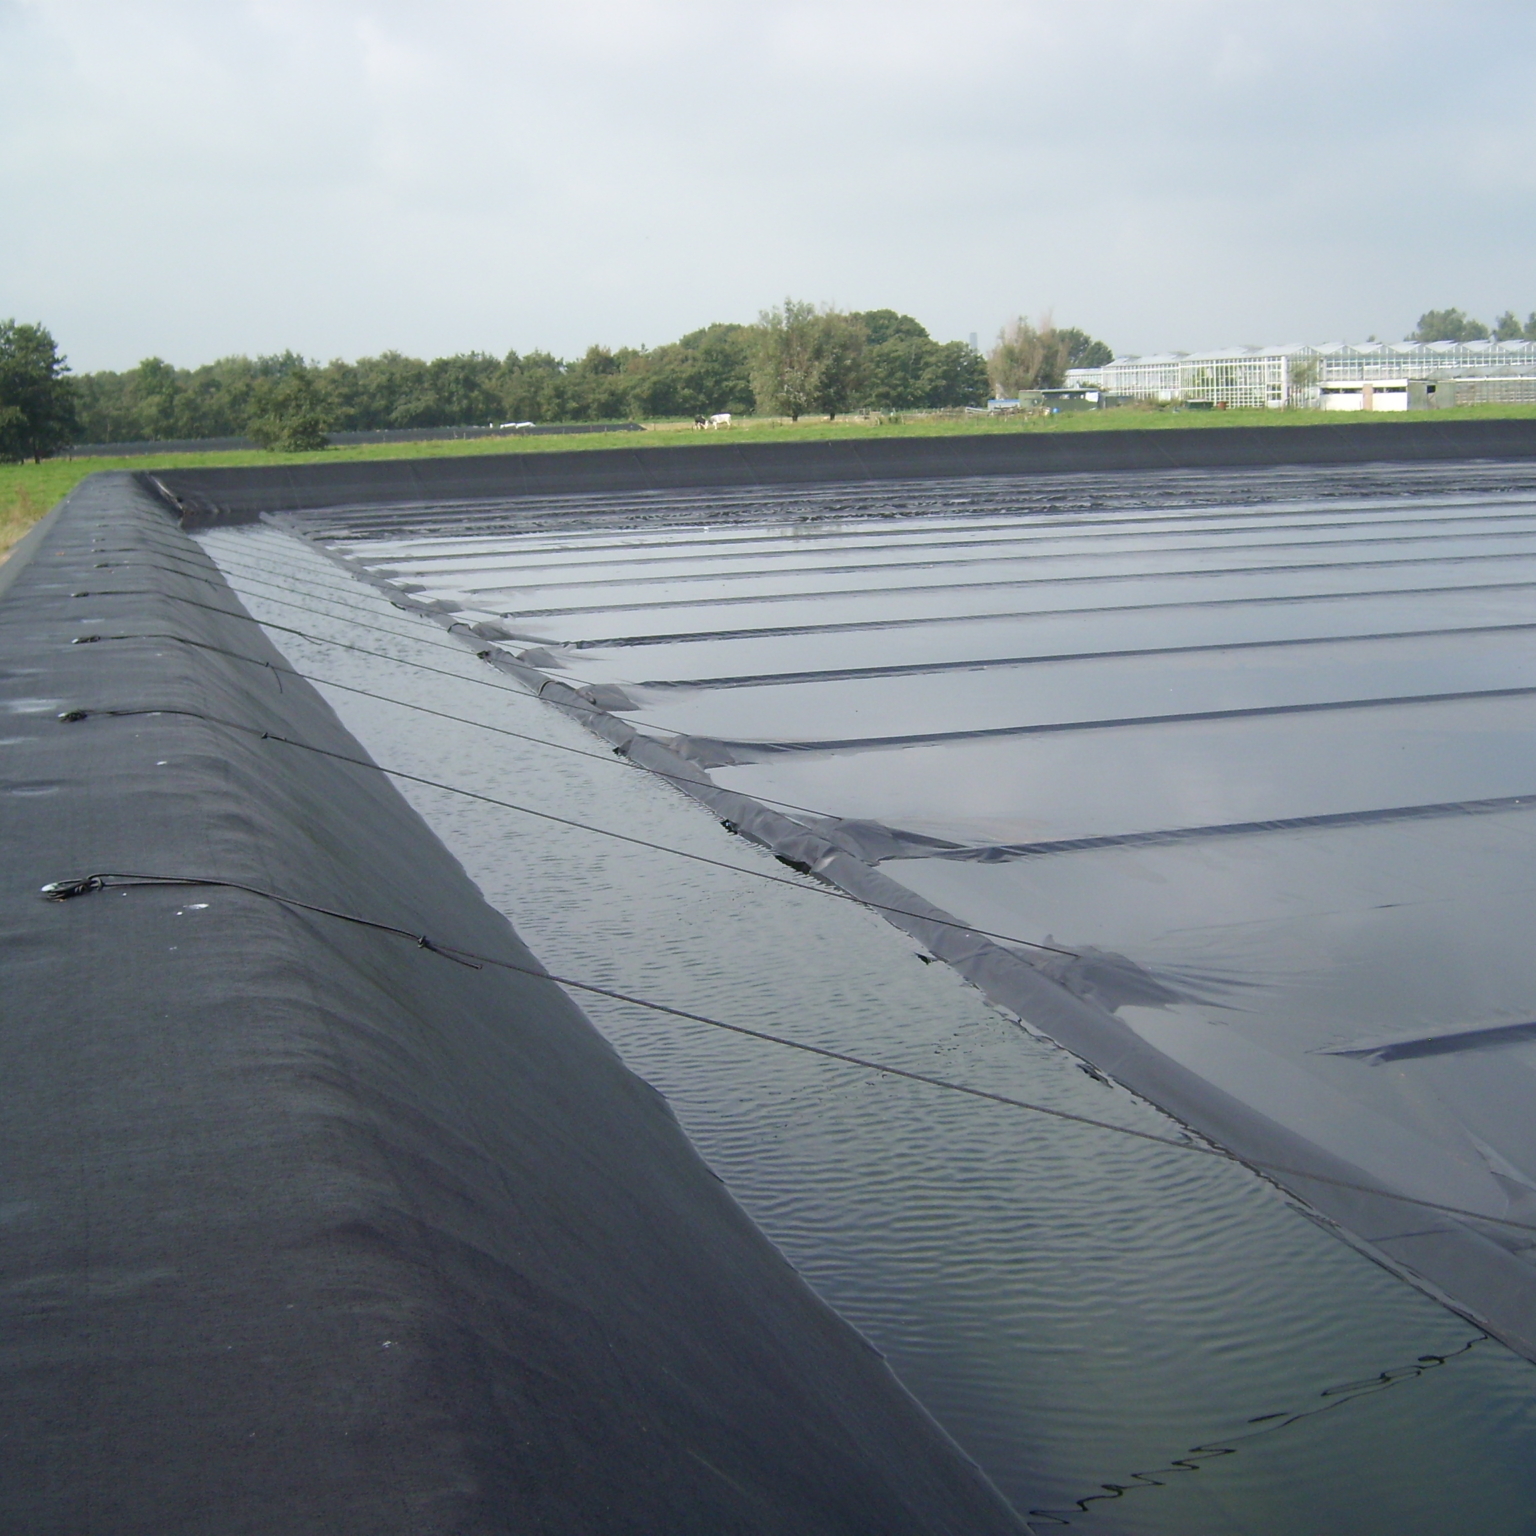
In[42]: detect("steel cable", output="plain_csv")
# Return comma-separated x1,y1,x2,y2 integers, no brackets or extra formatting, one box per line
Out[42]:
38,871,1536,1238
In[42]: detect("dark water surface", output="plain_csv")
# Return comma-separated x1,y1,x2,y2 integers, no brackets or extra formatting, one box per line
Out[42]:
202,466,1536,1534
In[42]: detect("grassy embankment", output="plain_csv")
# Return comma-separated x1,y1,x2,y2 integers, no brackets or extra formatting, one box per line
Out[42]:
5,402,1536,558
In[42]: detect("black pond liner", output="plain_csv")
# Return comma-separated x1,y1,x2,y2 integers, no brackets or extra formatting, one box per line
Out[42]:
0,473,1025,1535
18,417,1536,1523
146,424,1536,1378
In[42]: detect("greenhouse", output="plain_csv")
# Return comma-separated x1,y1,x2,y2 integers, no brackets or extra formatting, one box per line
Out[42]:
1069,339,1536,410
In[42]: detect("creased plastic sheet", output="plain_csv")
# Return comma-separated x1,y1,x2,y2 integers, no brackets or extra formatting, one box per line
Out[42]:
233,462,1536,1534
299,472,1536,1351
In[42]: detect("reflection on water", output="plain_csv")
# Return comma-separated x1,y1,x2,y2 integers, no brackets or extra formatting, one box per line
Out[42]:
203,474,1536,1534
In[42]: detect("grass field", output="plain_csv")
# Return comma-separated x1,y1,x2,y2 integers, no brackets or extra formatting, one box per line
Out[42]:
5,402,1536,558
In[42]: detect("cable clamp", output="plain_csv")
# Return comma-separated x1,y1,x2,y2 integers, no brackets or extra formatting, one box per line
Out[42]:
40,876,107,901
417,935,483,969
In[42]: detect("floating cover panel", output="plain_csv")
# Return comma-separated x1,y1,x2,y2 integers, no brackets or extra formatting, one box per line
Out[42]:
287,459,1536,1371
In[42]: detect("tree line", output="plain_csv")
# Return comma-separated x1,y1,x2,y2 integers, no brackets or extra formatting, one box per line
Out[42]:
73,305,1005,447
1,303,1117,459
1410,308,1536,343
65,306,1008,450
4,305,1119,458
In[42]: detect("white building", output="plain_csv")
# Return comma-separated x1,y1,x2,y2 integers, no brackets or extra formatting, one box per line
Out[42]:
1316,379,1449,412
1066,340,1536,410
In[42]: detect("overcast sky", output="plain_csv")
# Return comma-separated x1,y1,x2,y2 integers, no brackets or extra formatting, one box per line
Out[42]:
5,0,1536,373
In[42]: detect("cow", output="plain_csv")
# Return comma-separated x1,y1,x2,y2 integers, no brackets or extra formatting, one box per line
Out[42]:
707,413,732,429
693,415,707,429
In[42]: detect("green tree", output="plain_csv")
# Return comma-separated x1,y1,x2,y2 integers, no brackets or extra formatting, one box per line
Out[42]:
564,344,645,420
749,299,824,421
322,351,431,429
73,368,137,443
748,301,870,420
125,358,187,440
626,324,756,418
1056,328,1114,370
917,340,990,407
181,356,263,436
855,312,989,411
419,353,504,426
862,334,933,409
1493,311,1525,343
245,364,331,451
497,350,572,423
853,308,931,348
1409,308,1490,343
0,320,80,462
811,311,867,419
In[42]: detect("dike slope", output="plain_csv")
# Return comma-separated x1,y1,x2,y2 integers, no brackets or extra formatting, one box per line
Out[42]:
0,473,1025,1536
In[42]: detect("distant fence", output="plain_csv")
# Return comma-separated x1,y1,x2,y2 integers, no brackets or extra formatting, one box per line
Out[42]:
63,421,644,459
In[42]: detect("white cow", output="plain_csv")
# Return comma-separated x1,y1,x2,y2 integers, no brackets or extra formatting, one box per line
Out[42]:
707,413,732,429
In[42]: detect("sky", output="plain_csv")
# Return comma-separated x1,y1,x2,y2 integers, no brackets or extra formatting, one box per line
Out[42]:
4,0,1536,373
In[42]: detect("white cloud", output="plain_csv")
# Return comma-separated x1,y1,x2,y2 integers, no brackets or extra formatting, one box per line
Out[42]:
4,0,1536,369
